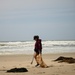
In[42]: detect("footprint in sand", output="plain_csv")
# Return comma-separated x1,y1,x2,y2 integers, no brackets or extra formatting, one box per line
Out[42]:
3,66,5,68
37,72,45,74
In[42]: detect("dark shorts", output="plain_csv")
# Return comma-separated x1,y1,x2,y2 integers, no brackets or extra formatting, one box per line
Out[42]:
34,49,42,54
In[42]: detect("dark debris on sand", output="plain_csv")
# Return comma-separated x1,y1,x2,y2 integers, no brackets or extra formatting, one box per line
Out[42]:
7,67,28,73
54,56,75,64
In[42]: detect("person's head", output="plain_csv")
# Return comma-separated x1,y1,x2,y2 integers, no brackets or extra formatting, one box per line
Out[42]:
33,35,39,41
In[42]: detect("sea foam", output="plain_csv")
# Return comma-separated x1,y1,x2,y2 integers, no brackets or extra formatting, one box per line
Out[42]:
0,41,75,55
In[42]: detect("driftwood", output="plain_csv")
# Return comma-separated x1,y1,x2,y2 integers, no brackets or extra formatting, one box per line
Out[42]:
54,56,75,64
7,68,28,73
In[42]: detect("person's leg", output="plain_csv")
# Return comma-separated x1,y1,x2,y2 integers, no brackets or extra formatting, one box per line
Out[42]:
34,52,39,67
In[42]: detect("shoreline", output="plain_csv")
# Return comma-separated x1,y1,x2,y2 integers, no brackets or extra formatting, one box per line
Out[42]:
0,52,75,55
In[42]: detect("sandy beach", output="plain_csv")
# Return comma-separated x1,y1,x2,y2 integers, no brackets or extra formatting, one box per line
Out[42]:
0,53,75,75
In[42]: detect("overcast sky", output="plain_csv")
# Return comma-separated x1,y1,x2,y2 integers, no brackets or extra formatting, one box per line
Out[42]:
0,0,75,41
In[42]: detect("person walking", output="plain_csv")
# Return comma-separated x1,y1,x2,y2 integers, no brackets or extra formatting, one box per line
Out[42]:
33,35,48,68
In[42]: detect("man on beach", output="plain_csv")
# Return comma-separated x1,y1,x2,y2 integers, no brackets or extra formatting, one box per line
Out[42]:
33,35,48,68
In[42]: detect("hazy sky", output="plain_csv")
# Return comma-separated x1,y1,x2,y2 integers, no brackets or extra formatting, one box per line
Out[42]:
0,0,75,41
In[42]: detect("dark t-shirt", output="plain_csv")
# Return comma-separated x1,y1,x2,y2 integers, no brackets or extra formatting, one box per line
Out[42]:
34,39,42,54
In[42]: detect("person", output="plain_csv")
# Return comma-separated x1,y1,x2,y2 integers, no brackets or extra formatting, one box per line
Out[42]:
33,35,42,67
33,35,48,68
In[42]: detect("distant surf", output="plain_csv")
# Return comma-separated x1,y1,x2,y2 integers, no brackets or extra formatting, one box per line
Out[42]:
0,41,75,55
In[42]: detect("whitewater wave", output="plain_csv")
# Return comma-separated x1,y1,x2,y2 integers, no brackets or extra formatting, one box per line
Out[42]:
0,41,75,55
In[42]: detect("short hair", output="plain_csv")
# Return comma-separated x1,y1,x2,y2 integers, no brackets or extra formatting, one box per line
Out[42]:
34,35,39,40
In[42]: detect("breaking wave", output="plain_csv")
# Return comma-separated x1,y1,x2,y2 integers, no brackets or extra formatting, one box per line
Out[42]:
0,41,75,55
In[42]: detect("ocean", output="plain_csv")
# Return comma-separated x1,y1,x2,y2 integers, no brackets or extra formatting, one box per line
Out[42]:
0,41,75,55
